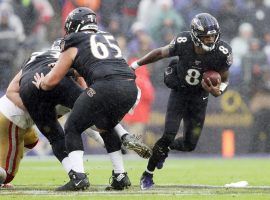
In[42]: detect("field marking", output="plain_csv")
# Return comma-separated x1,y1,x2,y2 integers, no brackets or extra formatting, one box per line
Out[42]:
1,184,270,196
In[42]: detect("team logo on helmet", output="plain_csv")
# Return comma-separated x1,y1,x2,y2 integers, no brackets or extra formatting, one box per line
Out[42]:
191,18,204,32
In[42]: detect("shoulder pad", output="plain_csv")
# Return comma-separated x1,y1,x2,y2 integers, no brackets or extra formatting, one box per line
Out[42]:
217,40,232,53
62,32,84,52
216,40,233,66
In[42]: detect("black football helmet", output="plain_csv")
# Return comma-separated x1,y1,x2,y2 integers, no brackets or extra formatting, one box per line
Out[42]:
64,7,98,34
190,13,220,51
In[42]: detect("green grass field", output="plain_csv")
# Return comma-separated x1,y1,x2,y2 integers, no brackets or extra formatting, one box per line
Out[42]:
1,155,270,199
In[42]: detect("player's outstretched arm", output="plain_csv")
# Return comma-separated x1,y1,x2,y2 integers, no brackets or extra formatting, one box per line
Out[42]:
130,45,170,70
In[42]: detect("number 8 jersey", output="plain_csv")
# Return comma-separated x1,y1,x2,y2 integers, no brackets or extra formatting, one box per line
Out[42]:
168,31,232,93
62,31,135,86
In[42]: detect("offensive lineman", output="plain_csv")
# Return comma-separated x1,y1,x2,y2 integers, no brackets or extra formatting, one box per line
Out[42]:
33,7,141,191
129,13,233,189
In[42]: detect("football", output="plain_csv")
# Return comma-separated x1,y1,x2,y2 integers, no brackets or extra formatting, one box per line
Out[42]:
202,70,221,86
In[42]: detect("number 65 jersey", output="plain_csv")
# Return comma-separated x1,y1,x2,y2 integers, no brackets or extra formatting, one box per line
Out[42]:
168,31,232,94
62,31,135,86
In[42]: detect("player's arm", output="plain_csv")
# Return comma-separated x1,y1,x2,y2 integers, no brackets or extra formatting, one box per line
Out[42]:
130,45,170,70
33,47,78,90
6,70,26,110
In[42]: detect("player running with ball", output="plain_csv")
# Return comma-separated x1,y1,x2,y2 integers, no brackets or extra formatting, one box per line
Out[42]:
129,13,233,189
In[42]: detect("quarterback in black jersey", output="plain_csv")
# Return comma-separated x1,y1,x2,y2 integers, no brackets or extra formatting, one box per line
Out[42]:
130,13,233,190
32,7,141,191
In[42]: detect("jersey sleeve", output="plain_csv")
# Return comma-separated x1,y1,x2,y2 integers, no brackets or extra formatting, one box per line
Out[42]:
217,41,233,70
168,32,190,57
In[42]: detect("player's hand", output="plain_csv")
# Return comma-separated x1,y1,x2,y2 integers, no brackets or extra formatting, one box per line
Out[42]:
201,78,221,97
32,73,45,89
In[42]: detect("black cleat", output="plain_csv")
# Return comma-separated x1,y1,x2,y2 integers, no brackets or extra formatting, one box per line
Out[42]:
56,170,90,191
121,134,152,159
105,171,131,190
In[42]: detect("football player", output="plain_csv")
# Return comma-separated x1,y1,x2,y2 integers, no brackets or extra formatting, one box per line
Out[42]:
0,94,38,187
129,13,233,189
32,7,143,191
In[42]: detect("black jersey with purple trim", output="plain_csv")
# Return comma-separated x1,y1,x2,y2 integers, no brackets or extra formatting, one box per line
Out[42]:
62,30,135,85
168,31,232,91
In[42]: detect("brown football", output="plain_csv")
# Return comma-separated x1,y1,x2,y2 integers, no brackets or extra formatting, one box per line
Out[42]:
203,70,221,86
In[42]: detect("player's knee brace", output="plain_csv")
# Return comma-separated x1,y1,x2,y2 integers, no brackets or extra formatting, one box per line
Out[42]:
100,130,121,153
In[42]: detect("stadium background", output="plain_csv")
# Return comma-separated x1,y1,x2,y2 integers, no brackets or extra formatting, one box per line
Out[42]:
0,0,270,156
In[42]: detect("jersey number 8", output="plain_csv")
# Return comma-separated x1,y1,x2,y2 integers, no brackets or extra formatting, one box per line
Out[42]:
185,69,200,85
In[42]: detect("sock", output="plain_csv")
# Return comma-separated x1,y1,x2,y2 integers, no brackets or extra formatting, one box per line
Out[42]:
114,124,128,139
61,157,73,173
68,150,85,173
108,150,125,173
84,128,105,147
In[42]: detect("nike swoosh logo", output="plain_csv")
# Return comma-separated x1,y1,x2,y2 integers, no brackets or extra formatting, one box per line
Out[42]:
75,180,83,187
203,97,208,100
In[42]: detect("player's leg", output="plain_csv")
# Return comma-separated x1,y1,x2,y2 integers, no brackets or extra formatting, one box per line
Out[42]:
23,127,39,150
59,80,137,191
57,90,100,191
20,80,69,163
115,124,152,159
100,130,131,190
140,90,183,189
0,112,25,185
169,96,208,151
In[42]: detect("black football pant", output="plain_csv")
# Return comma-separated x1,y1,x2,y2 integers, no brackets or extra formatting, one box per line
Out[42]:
20,74,83,162
147,89,208,171
64,79,137,152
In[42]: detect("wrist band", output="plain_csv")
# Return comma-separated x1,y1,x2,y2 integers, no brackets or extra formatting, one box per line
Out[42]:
131,61,140,70
220,82,228,93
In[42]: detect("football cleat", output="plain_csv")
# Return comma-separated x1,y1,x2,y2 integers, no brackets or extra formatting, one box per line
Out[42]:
152,144,169,170
121,134,152,159
105,171,131,190
55,170,90,191
140,171,154,190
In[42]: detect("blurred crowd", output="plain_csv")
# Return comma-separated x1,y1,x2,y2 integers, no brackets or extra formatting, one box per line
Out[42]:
0,0,270,153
